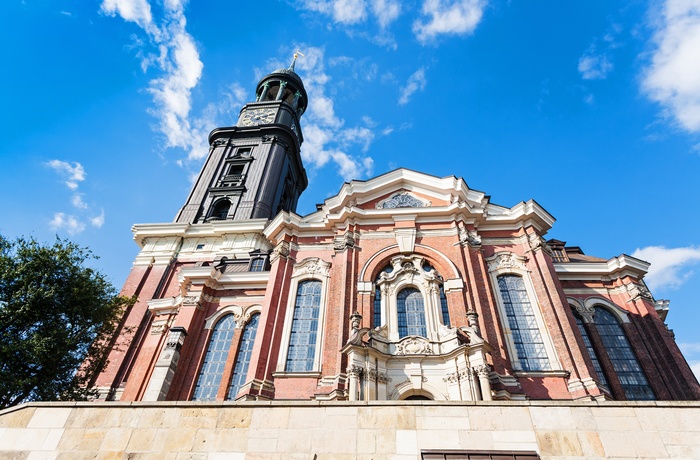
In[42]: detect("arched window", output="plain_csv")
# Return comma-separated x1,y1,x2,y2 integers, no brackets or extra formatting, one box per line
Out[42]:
227,313,260,400
211,200,230,220
573,311,608,388
439,285,450,327
594,307,655,400
285,280,322,372
192,315,236,401
397,288,427,338
497,275,550,371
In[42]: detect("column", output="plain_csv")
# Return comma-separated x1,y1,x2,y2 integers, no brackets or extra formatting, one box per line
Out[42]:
142,327,187,401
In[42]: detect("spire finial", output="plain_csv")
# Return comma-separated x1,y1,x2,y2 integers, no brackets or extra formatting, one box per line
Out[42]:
290,50,304,71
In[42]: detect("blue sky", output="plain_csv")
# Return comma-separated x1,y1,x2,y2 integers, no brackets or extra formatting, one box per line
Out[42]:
2,0,700,378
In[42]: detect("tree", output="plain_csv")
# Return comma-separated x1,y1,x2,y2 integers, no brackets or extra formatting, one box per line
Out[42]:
0,235,132,408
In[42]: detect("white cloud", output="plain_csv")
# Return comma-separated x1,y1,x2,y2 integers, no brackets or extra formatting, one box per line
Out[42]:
689,360,700,380
371,0,401,29
60,11,72,17
680,342,700,354
413,0,486,44
642,0,700,132
71,194,88,210
578,53,613,80
398,67,427,105
49,213,86,236
297,0,400,29
632,245,700,290
101,0,238,163
90,209,106,228
101,0,154,31
45,160,86,190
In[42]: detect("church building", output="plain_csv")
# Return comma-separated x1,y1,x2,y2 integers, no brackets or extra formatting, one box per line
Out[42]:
2,56,692,459
91,58,699,406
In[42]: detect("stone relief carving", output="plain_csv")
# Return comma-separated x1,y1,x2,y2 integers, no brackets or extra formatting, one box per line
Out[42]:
150,323,167,335
165,328,187,352
443,370,471,384
270,240,290,263
376,191,430,209
571,302,595,323
527,233,553,255
396,337,433,355
366,368,390,384
371,324,388,339
333,232,356,251
459,227,482,247
293,257,331,278
473,364,491,378
347,365,364,377
626,283,653,302
488,252,528,272
466,309,480,335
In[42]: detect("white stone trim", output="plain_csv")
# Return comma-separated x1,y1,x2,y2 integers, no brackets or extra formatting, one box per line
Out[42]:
583,297,630,324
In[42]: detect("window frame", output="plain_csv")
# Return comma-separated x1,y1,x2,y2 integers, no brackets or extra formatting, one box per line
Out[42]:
275,257,331,375
486,252,561,373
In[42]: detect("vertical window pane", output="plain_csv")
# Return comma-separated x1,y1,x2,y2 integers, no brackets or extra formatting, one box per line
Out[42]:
250,258,265,272
192,315,236,401
440,285,450,327
573,312,608,388
374,285,382,328
397,288,427,338
497,275,550,371
227,313,260,400
285,280,322,372
594,308,655,400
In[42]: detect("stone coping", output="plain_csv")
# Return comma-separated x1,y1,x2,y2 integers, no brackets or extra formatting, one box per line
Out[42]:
2,398,699,416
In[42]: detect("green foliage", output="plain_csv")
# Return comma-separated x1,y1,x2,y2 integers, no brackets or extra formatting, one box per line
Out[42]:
0,235,132,408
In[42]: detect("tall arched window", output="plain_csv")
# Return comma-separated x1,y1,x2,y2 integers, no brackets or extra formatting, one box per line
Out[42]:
285,280,322,372
397,288,427,338
497,275,550,371
594,307,655,400
573,311,608,388
192,315,236,401
227,313,260,400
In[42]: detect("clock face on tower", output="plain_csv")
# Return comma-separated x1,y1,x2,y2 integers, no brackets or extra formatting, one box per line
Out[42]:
239,108,276,126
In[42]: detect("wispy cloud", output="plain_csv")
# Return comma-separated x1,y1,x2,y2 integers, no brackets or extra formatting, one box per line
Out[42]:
398,67,427,105
91,209,106,228
578,53,613,80
413,0,486,44
298,0,401,28
49,213,86,236
45,160,104,234
45,160,85,190
632,245,700,290
642,0,700,132
101,0,244,163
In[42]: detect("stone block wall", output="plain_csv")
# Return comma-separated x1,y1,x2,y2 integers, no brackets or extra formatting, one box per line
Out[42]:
0,401,699,459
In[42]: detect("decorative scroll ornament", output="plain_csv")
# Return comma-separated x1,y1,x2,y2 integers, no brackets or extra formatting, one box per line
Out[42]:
376,191,430,209
571,302,595,323
150,323,167,335
459,227,482,247
626,283,653,302
234,311,252,328
488,252,528,272
396,336,433,355
270,240,290,263
347,365,364,377
333,232,356,251
527,233,553,255
443,370,471,383
366,369,390,383
212,137,229,147
473,364,491,378
370,324,388,339
293,257,331,278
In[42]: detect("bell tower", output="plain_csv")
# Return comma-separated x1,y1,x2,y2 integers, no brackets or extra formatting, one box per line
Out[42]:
176,54,309,223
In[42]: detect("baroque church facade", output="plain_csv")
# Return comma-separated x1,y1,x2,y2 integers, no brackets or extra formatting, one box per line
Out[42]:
93,60,700,405
5,58,700,460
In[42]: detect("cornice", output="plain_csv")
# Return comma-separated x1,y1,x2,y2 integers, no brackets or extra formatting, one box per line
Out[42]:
553,254,650,281
133,219,270,247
